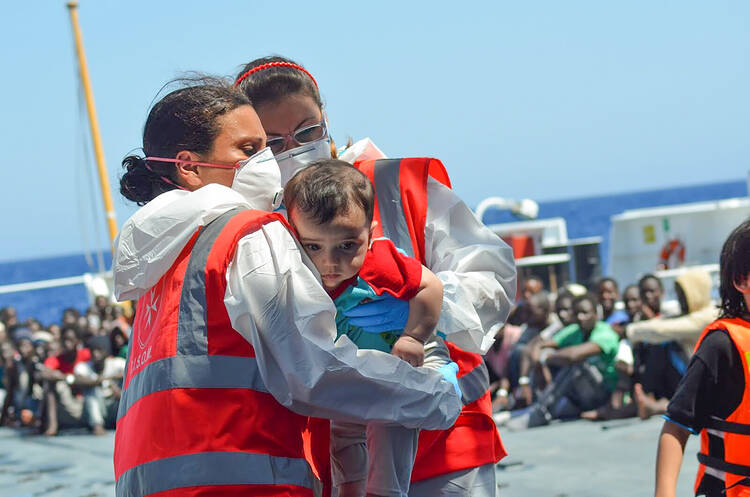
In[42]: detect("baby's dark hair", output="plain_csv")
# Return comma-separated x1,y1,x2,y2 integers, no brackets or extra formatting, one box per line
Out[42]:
718,219,750,319
284,159,374,225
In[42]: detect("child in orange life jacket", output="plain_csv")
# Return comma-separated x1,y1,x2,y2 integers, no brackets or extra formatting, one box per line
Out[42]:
655,219,750,497
284,159,456,497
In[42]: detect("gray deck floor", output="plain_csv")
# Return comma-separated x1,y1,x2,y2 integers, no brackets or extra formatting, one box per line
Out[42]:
497,416,699,496
1,416,699,497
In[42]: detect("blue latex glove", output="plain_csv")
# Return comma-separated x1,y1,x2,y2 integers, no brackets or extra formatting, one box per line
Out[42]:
437,362,462,399
343,294,409,333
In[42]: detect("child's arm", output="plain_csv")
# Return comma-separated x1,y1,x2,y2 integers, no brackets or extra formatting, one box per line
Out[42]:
391,265,443,367
654,420,690,497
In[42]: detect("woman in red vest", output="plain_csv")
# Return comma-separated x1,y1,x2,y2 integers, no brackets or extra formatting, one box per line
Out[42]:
234,57,517,497
113,79,462,497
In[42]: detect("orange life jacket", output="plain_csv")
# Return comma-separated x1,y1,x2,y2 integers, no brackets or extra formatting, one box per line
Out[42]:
693,318,750,497
114,208,316,497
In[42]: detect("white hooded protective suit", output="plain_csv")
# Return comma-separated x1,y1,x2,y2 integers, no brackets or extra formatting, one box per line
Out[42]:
339,138,517,354
113,183,461,429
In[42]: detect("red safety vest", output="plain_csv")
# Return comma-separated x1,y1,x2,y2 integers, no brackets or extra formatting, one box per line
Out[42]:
361,158,507,480
357,158,507,481
693,318,750,497
114,208,316,497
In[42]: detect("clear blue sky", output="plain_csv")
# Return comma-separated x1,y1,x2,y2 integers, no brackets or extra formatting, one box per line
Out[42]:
1,1,748,262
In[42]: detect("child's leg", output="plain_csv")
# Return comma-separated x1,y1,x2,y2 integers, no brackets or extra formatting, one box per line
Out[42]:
365,423,419,497
361,336,448,497
331,421,368,497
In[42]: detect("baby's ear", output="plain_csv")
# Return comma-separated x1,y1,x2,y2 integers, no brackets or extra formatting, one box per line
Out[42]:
369,220,378,238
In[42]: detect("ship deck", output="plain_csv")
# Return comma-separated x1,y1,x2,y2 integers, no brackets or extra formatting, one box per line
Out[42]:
1,416,699,496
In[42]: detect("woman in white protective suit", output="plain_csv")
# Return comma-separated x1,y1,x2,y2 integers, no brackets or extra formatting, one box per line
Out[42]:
111,78,463,497
234,57,517,497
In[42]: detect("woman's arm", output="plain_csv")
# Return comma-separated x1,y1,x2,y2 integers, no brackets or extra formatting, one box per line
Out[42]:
424,178,517,354
224,221,462,430
654,420,690,497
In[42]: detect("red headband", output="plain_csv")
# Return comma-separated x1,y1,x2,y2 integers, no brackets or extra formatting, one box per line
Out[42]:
234,61,318,88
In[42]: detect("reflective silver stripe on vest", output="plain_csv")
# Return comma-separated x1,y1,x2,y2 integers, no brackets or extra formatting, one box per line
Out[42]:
176,208,243,356
116,451,314,497
458,361,490,405
373,159,414,258
707,428,726,439
117,354,268,421
704,465,727,482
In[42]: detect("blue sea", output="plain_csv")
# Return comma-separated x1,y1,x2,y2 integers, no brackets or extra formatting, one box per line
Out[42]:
1,179,746,326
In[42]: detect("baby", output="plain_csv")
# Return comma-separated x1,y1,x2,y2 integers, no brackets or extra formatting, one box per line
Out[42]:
284,159,452,497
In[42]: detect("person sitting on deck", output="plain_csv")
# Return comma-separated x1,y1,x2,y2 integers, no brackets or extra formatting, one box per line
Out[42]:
73,336,125,435
508,275,544,325
581,283,644,420
507,293,620,429
37,325,91,436
597,277,621,322
490,291,551,410
629,269,718,420
0,328,43,428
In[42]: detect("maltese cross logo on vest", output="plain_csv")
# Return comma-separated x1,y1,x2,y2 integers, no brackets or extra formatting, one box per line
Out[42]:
136,286,160,351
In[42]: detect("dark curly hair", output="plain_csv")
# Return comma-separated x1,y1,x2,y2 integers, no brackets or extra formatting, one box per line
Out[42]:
120,77,251,205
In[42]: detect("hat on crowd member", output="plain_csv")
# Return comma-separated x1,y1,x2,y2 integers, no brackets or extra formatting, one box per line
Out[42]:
12,327,33,344
564,283,588,297
31,331,53,344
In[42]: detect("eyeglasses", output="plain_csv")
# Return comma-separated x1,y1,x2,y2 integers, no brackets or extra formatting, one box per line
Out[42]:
266,120,327,155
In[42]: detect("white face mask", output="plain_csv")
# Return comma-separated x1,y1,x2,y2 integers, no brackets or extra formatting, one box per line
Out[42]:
231,147,284,211
274,137,333,186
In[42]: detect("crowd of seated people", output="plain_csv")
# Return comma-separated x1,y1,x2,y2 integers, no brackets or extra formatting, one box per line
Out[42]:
0,298,130,436
490,271,718,429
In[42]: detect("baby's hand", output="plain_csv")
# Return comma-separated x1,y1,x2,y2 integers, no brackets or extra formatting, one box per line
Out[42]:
391,335,425,367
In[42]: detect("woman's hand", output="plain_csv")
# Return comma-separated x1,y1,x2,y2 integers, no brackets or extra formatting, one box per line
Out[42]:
343,294,409,333
391,335,425,367
437,362,462,398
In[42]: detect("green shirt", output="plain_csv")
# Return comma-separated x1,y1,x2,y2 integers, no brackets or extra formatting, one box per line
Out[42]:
553,321,620,391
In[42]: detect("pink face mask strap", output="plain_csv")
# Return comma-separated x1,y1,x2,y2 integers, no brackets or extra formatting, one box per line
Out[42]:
142,158,188,191
234,62,318,88
144,156,238,192
144,157,239,169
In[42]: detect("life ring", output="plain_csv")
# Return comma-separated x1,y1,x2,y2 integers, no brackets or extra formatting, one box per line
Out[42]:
659,239,686,269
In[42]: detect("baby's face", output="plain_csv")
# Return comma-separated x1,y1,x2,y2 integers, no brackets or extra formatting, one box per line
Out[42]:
291,207,372,291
